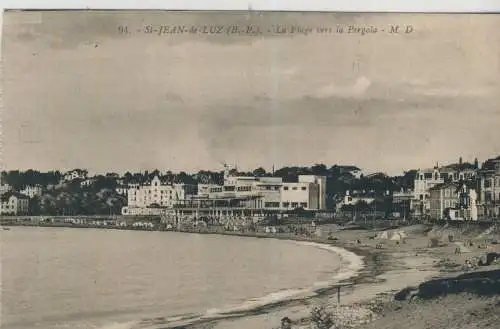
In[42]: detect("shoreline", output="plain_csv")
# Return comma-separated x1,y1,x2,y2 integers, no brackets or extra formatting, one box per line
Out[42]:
3,223,390,329
11,222,493,329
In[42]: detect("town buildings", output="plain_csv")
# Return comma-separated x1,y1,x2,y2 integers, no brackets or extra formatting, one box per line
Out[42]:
412,158,479,217
0,183,12,194
477,156,500,219
121,175,197,215
0,192,29,215
429,181,478,221
392,189,413,219
80,178,96,188
115,186,128,196
121,166,327,218
63,169,88,182
341,190,376,207
19,185,43,198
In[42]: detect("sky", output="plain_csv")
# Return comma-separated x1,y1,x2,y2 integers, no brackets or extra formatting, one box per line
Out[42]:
2,11,500,175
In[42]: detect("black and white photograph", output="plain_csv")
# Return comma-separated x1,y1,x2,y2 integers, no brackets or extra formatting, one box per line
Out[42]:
1,10,500,329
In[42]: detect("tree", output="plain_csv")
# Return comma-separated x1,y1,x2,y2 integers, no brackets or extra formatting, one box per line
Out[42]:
253,167,267,177
40,195,58,215
92,176,117,191
311,164,328,175
123,172,133,184
174,172,196,184
29,196,42,215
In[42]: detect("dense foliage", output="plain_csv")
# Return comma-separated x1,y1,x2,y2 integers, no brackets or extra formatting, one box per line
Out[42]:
1,164,417,216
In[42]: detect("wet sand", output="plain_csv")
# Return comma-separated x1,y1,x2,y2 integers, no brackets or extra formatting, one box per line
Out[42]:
182,222,500,329
6,221,499,329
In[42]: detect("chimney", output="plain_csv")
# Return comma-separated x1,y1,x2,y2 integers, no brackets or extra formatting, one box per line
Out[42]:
474,158,479,169
459,156,463,165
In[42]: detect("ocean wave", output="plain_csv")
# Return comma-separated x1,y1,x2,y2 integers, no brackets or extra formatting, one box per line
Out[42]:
95,321,138,329
127,240,366,329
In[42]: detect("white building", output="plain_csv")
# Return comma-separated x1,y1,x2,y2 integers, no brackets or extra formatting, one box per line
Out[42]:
297,175,327,210
202,175,282,209
413,160,478,216
80,178,96,188
198,171,326,211
197,183,216,197
281,181,320,210
115,186,128,196
429,182,478,221
478,156,500,219
0,183,13,195
64,169,88,181
121,167,327,216
413,167,444,213
1,192,29,215
342,190,376,206
122,175,197,215
20,185,43,198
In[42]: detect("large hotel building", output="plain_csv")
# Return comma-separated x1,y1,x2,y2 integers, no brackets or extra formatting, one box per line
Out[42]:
122,167,326,219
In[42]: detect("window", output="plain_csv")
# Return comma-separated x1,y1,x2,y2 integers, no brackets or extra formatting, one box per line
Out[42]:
445,189,450,197
300,202,307,208
292,187,297,190
282,202,290,207
264,202,280,208
291,202,299,208
445,200,450,208
284,187,289,190
301,187,307,190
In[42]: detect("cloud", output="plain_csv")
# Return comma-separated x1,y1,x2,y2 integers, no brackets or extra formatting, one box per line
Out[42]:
313,76,372,99
3,11,500,174
164,92,184,103
280,67,299,77
412,86,495,97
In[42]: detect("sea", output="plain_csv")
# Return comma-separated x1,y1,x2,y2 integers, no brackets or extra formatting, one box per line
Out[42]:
0,227,358,329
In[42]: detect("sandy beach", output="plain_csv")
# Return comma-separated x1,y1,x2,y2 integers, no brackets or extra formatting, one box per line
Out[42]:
175,221,500,329
3,221,499,329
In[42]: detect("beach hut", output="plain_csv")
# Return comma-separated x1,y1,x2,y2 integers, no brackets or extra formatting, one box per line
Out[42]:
390,231,404,241
376,231,389,240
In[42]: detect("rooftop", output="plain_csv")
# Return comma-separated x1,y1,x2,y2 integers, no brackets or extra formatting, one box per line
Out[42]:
429,180,476,192
1,191,29,201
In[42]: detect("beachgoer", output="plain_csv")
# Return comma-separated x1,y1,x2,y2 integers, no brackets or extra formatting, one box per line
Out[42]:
281,317,292,329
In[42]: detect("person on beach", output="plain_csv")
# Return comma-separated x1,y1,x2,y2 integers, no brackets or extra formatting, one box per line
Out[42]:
280,316,292,329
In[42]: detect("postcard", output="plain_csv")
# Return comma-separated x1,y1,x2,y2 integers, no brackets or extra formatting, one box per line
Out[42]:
1,10,500,329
